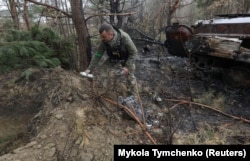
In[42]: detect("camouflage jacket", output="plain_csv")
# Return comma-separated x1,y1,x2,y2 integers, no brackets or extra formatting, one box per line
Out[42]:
88,29,137,72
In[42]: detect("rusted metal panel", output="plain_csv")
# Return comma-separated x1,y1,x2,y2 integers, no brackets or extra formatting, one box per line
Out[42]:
194,23,250,38
193,16,250,38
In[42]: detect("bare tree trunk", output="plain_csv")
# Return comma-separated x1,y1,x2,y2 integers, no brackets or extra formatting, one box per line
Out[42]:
167,0,179,25
116,0,122,28
26,0,91,71
23,0,30,30
9,0,20,29
110,0,115,25
109,0,123,28
70,0,91,71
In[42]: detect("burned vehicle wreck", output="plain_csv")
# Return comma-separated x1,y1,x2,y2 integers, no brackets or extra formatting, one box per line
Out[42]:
165,14,250,87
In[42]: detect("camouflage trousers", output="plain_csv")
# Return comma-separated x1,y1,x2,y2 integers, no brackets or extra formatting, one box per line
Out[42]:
92,56,139,98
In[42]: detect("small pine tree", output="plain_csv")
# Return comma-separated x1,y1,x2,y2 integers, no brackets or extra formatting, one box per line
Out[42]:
0,26,72,74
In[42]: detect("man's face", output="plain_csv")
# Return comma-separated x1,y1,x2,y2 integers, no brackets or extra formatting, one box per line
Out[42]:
100,30,114,43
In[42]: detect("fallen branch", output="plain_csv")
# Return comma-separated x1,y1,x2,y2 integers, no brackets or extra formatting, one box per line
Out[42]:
166,99,250,124
133,38,164,45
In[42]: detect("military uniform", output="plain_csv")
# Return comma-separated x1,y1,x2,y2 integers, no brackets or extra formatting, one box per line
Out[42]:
88,28,139,98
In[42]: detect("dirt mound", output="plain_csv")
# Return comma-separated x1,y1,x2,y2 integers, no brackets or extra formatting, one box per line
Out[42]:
0,67,152,160
0,51,250,160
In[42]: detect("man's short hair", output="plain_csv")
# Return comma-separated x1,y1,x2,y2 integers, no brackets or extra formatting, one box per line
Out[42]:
99,23,114,33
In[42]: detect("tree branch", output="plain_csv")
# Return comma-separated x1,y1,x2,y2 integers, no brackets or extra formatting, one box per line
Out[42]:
85,11,136,21
26,0,71,18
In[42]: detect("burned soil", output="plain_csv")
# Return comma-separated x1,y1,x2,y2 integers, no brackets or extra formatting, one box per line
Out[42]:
0,45,250,161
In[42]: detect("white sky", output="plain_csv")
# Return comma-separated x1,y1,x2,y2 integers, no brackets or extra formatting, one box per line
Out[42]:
0,0,7,10
0,0,87,11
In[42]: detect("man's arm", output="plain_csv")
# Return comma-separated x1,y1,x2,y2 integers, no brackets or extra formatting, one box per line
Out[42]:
85,42,106,73
122,32,138,71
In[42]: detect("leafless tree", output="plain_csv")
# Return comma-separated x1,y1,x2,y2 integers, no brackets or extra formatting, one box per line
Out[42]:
8,0,20,29
69,0,91,71
109,0,122,27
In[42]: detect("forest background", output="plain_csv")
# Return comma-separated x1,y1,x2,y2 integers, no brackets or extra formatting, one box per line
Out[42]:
0,0,249,74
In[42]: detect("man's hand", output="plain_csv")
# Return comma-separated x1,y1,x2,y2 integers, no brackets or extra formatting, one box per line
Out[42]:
85,69,90,74
121,67,129,75
80,69,93,78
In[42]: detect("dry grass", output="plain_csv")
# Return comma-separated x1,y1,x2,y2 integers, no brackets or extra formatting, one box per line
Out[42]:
193,89,226,110
172,122,236,144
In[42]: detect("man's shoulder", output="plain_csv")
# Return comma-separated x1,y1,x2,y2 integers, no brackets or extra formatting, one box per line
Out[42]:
119,29,131,40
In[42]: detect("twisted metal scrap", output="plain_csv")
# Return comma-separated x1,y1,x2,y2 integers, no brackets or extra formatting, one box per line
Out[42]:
90,74,156,144
101,96,157,144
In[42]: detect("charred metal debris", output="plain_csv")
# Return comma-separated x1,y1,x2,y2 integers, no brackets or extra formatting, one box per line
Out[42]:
165,14,250,70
